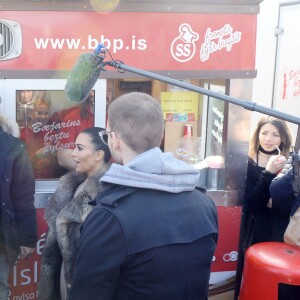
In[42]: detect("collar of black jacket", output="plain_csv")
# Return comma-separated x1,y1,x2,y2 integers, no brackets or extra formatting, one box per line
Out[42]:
195,186,206,194
93,183,137,208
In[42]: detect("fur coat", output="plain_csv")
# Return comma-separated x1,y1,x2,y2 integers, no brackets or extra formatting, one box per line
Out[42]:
38,164,110,300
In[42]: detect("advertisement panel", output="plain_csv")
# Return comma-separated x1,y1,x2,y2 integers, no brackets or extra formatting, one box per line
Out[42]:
0,11,256,72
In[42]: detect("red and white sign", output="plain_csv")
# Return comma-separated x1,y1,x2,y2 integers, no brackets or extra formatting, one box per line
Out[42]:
0,11,256,71
212,206,241,273
8,209,48,300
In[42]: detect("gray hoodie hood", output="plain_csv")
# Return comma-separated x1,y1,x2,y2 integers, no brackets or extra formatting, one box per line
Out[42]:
0,113,20,138
101,147,200,193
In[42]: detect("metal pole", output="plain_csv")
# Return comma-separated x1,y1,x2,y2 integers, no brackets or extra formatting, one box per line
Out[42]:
106,60,300,125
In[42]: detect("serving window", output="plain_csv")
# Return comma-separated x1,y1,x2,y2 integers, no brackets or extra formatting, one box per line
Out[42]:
3,79,107,190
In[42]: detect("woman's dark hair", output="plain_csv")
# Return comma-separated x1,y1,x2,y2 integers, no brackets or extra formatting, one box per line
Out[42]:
80,127,111,163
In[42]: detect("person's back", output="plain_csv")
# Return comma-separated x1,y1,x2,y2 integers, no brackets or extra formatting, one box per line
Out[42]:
70,146,218,299
99,186,217,299
69,92,218,300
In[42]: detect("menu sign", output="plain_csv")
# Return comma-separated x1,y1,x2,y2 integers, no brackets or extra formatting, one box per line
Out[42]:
161,92,199,121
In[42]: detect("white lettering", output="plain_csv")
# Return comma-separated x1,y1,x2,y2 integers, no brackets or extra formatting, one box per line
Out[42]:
32,120,81,134
36,232,46,255
35,35,150,53
12,261,39,287
20,269,31,285
200,24,241,62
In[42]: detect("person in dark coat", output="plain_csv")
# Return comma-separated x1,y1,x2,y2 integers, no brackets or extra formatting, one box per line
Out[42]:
69,92,218,300
235,116,292,299
0,113,37,299
270,164,300,218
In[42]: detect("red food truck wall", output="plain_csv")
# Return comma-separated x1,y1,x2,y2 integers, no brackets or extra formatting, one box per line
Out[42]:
1,10,256,299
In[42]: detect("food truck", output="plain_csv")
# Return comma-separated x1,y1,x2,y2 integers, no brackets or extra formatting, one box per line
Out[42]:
0,1,267,299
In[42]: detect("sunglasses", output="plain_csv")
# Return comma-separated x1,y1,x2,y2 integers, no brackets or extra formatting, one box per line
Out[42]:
99,130,112,145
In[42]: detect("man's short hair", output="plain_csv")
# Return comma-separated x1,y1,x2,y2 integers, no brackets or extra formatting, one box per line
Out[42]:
108,92,164,153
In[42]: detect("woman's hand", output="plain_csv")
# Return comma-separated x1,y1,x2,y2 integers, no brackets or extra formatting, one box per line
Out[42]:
265,155,287,174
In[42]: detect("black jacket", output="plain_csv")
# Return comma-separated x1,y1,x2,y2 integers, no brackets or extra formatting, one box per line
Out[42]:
244,158,289,244
0,123,37,266
70,184,218,300
235,158,290,297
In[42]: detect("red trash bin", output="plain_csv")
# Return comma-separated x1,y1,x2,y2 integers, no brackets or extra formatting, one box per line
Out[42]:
239,242,300,300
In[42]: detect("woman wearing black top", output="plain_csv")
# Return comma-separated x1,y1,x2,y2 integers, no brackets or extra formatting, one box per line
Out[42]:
235,115,292,299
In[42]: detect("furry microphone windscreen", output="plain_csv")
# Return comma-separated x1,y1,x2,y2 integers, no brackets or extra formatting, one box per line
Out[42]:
65,53,104,103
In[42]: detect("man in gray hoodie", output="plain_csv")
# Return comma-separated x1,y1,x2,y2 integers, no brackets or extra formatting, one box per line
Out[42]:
70,92,218,300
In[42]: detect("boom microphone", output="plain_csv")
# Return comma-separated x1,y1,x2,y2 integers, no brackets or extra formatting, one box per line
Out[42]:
65,44,106,103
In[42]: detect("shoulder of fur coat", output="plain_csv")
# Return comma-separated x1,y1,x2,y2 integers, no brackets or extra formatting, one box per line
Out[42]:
44,162,111,224
0,113,20,138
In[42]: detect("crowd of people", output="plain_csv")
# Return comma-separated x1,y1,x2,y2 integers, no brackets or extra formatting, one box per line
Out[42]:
1,82,300,300
0,88,219,300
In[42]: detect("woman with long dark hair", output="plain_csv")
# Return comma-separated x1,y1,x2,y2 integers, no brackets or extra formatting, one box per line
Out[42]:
38,127,111,300
235,115,292,299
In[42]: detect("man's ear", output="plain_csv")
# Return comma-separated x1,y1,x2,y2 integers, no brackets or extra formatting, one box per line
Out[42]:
111,132,122,152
